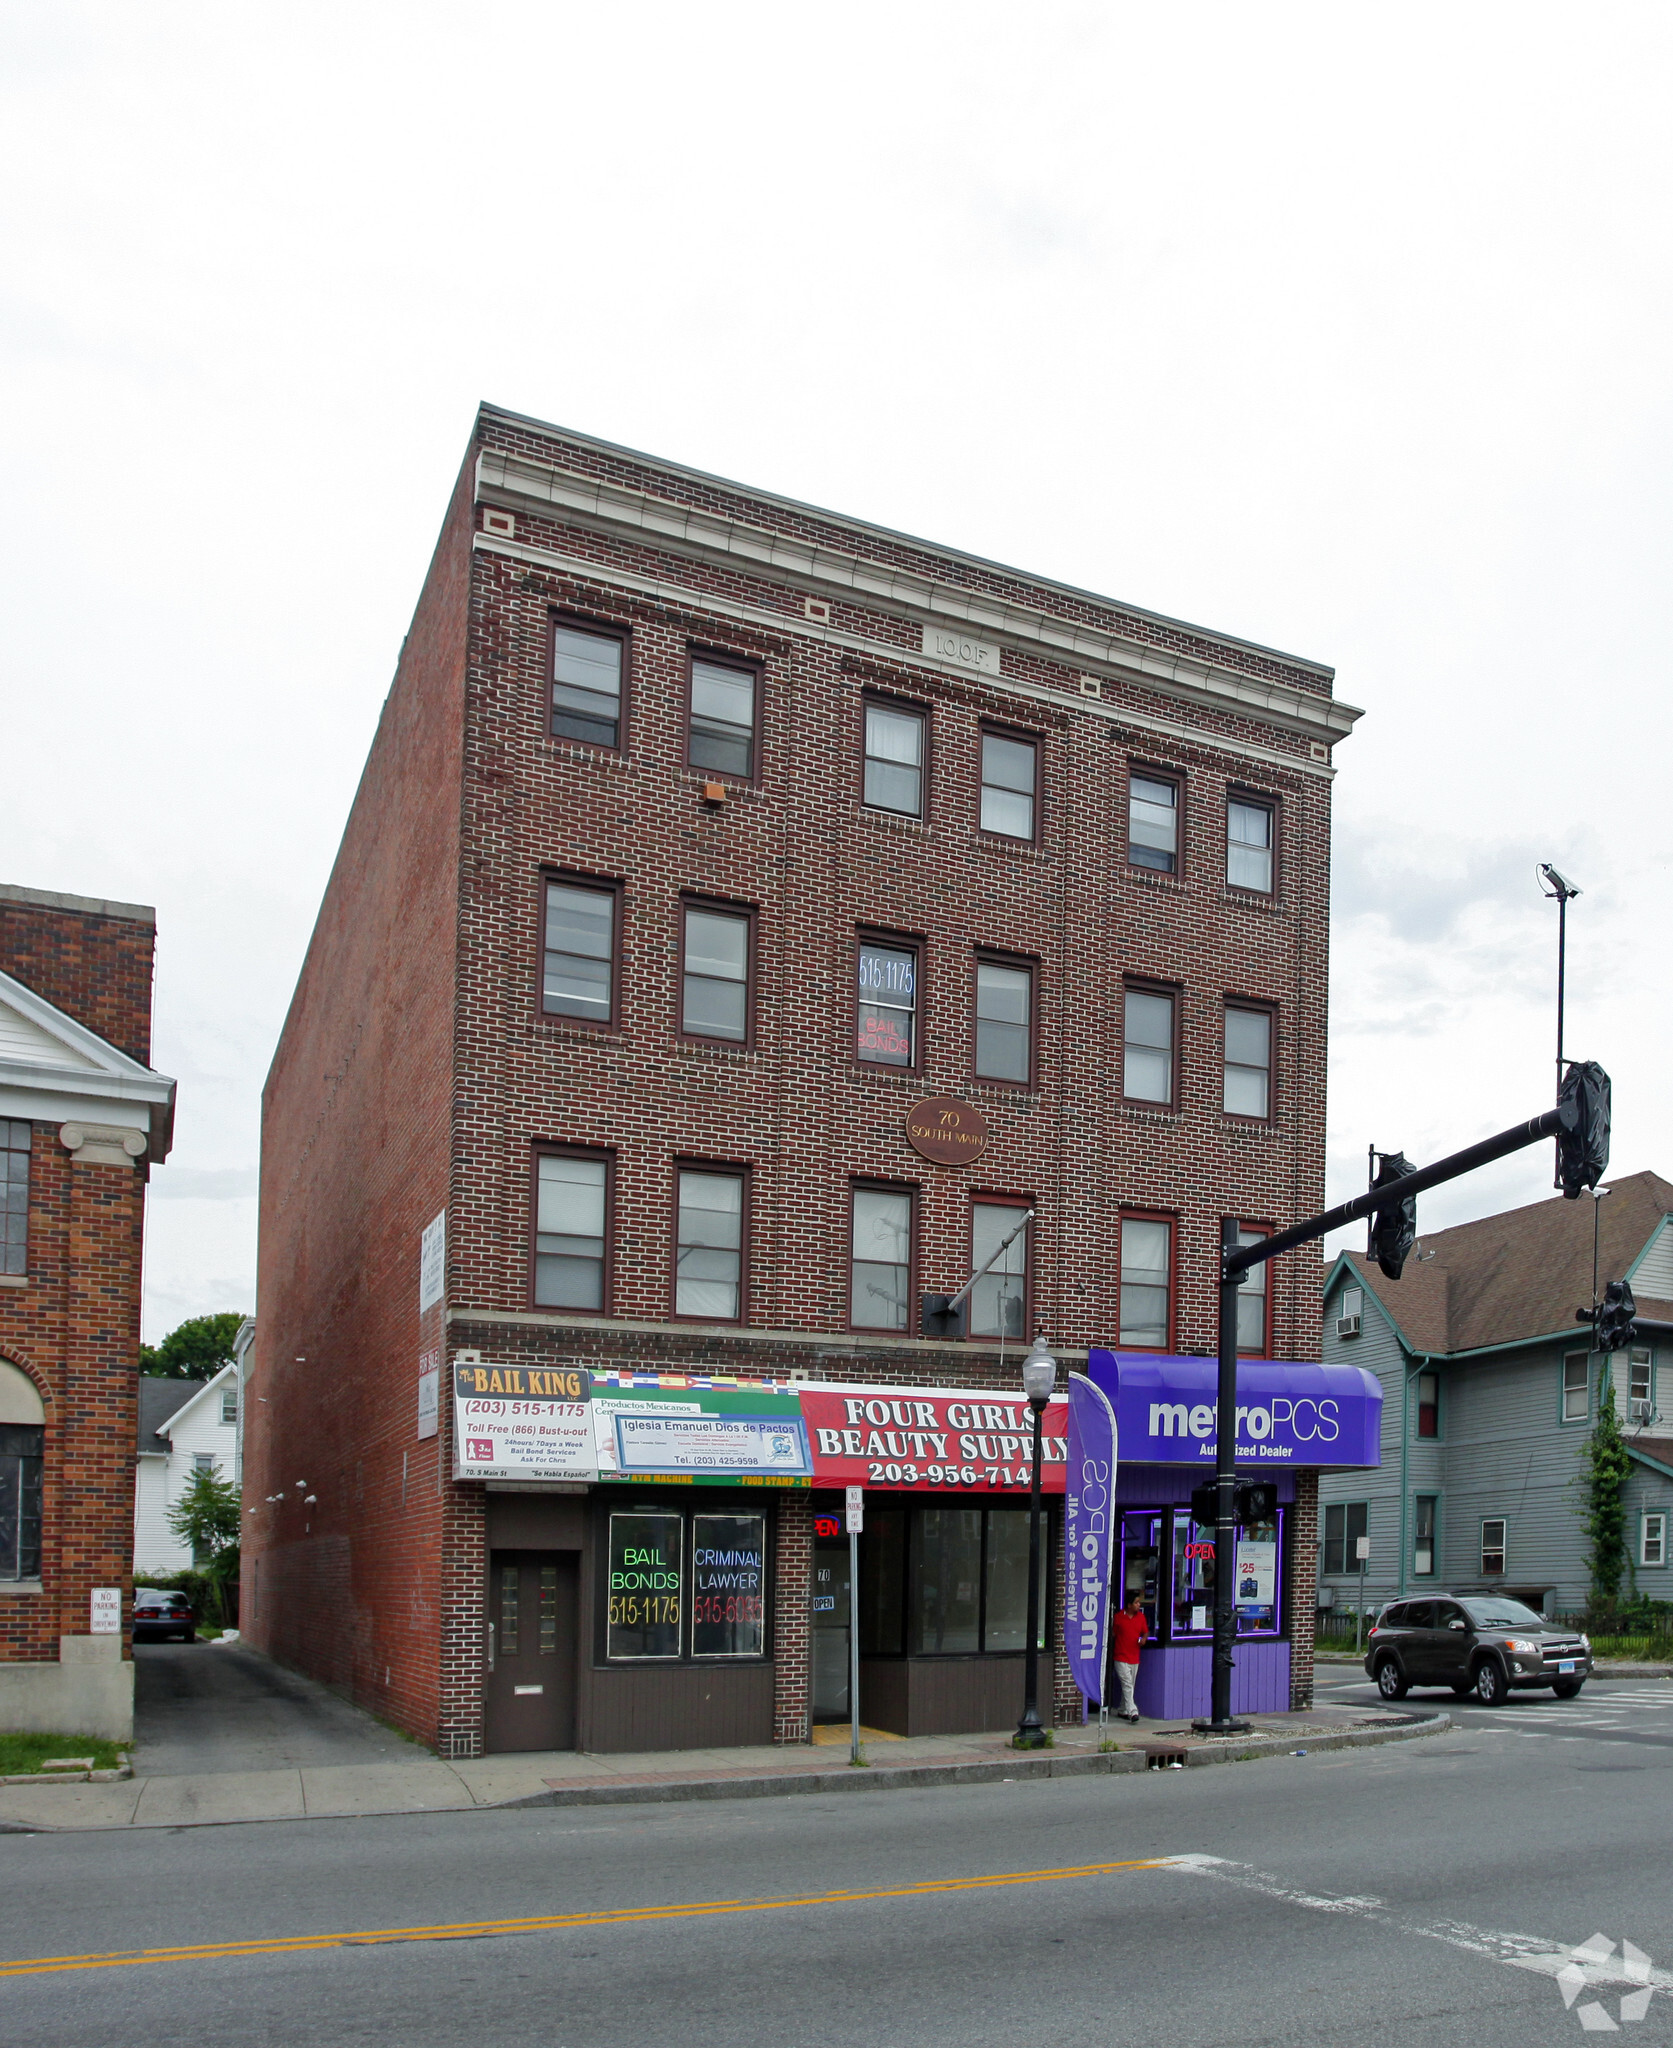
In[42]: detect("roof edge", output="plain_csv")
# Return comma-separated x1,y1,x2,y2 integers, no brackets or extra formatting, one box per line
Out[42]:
0,882,155,925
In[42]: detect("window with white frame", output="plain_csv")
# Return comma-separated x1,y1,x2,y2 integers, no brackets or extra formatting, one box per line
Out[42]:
1,1120,29,1277
1562,1352,1590,1423
1642,1512,1666,1569
1413,1494,1437,1577
1629,1348,1653,1420
220,1387,238,1424
1480,1518,1507,1575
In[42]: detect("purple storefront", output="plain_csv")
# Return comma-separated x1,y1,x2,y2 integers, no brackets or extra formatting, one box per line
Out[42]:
1086,1350,1383,1720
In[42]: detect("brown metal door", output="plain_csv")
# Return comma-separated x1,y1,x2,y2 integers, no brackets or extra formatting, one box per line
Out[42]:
484,1551,578,1753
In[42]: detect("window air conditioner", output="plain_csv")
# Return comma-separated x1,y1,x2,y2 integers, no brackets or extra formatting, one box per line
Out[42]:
1630,1400,1653,1423
1333,1314,1361,1338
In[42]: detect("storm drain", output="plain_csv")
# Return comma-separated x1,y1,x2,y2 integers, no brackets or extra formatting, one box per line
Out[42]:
1144,1746,1189,1770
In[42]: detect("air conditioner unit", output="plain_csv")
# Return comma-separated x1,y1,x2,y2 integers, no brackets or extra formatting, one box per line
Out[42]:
1630,1400,1653,1423
1333,1314,1361,1338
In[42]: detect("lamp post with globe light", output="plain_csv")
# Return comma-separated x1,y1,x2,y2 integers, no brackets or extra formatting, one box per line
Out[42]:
1013,1336,1058,1749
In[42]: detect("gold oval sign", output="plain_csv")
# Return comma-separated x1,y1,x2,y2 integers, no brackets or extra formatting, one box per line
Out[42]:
904,1097,989,1167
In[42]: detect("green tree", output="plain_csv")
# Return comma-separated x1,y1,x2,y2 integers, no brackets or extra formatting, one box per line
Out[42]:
141,1311,246,1380
167,1466,242,1569
1581,1363,1632,1612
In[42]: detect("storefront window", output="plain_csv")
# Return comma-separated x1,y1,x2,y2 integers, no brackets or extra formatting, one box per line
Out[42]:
1170,1512,1282,1637
859,1508,907,1654
912,1507,983,1651
860,1503,1048,1656
1119,1513,1162,1637
691,1514,766,1658
606,1511,683,1660
981,1507,1043,1652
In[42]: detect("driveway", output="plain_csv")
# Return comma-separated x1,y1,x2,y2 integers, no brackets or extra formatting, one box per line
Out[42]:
133,1642,425,1776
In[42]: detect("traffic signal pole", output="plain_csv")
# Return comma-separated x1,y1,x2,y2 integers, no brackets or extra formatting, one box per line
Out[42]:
1198,1090,1599,1735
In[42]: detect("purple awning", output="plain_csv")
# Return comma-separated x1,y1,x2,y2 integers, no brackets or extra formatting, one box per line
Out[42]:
1087,1350,1382,1469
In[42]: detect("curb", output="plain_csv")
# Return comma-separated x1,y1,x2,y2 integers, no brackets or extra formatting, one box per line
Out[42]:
0,1767,131,1788
493,1711,1450,1811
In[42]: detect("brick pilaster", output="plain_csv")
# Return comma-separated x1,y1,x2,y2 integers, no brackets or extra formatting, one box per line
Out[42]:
772,1492,812,1743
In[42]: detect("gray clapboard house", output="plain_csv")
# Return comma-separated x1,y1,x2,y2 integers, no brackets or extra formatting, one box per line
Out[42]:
1319,1170,1673,1617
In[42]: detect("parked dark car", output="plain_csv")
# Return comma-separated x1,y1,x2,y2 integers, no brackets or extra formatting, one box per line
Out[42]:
132,1588,196,1642
1364,1594,1591,1706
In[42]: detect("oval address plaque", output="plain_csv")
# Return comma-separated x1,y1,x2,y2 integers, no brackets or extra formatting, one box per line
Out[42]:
904,1097,989,1167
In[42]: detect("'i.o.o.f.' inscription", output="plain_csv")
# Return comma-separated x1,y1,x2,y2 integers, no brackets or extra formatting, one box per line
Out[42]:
904,1097,990,1166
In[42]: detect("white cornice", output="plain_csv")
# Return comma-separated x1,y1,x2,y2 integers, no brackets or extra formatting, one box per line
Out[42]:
0,967,176,1158
474,451,1360,750
473,532,1337,782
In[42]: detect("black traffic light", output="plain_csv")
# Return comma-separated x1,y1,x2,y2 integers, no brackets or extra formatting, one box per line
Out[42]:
1557,1061,1611,1199
919,1293,967,1341
1190,1484,1220,1526
1596,1279,1638,1354
1370,1151,1418,1280
1235,1482,1279,1524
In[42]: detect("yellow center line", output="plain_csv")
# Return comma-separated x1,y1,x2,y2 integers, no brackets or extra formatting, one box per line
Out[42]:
0,1858,1169,1981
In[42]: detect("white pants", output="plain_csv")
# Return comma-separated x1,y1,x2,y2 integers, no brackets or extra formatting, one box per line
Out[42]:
1114,1662,1139,1716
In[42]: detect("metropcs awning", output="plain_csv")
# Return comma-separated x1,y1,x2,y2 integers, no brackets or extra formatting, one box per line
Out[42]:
1086,1350,1383,1468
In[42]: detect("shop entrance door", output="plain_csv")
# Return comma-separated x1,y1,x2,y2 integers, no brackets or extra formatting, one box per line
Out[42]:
484,1550,578,1753
811,1543,852,1719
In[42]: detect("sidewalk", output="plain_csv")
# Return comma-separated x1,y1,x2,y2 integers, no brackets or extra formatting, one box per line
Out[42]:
0,1700,1445,1832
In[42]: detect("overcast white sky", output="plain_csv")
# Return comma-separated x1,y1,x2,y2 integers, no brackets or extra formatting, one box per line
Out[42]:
3,4,1668,1341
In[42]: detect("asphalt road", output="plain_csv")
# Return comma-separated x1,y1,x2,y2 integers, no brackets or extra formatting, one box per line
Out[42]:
132,1642,422,1775
6,1681,1673,2047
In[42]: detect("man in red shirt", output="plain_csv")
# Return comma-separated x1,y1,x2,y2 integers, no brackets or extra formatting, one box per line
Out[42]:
1109,1592,1149,1722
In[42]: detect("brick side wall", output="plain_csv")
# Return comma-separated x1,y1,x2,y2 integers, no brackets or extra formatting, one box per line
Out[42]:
242,457,473,1743
0,902,155,1665
772,1490,812,1742
1289,1468,1319,1708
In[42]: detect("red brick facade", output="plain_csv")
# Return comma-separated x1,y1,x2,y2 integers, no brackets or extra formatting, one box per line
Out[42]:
0,886,173,1736
244,407,1354,1753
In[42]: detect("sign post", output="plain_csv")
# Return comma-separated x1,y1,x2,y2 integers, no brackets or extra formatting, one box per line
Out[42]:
845,1485,864,1765
1355,1532,1370,1652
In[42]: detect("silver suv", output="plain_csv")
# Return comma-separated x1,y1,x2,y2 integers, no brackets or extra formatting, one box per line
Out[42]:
1365,1594,1591,1707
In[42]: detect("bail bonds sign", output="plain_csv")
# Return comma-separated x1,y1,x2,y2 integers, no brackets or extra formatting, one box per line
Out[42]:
453,1359,594,1480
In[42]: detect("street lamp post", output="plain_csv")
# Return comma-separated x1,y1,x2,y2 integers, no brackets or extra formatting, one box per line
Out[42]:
1014,1337,1058,1750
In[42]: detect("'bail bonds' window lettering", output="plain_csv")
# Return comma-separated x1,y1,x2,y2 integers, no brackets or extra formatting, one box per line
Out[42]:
607,1512,683,1660
858,942,917,1065
691,1515,766,1657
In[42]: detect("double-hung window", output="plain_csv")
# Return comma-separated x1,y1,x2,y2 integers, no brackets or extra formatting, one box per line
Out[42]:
974,959,1032,1084
1321,1501,1368,1576
857,939,918,1067
674,1168,745,1321
1480,1519,1507,1575
1122,987,1175,1105
1,1120,28,1277
681,903,750,1042
863,701,926,818
1233,1224,1269,1352
970,1201,1030,1341
1413,1495,1437,1577
1223,1004,1272,1118
1416,1371,1439,1438
550,620,625,749
980,730,1037,840
533,1152,608,1310
1562,1352,1590,1423
688,655,758,780
220,1386,238,1425
542,880,617,1025
851,1185,913,1331
1129,772,1179,874
0,1423,43,1580
1119,1215,1172,1349
1227,795,1275,891
1642,1513,1667,1569
1629,1348,1653,1420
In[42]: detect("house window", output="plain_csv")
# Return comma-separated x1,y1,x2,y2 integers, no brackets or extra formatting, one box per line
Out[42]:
1413,1495,1437,1577
193,1452,216,1475
220,1387,238,1425
857,939,918,1067
1,1120,28,1277
1122,987,1175,1105
851,1185,913,1331
970,1201,1030,1341
1562,1352,1590,1423
681,904,750,1042
674,1168,745,1321
974,959,1032,1084
863,700,925,818
1416,1371,1439,1438
1321,1500,1368,1576
688,654,758,780
1629,1349,1653,1420
1128,772,1179,874
1642,1512,1666,1569
533,1152,608,1310
1480,1518,1507,1575
1234,1225,1269,1353
1119,1216,1172,1350
980,731,1037,840
542,880,617,1024
1227,796,1275,892
550,620,625,749
1223,1005,1272,1118
0,1423,42,1581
